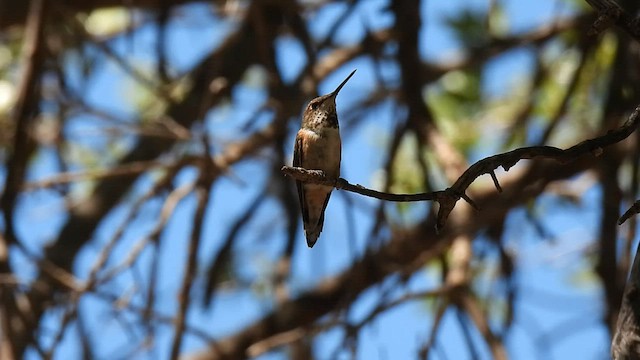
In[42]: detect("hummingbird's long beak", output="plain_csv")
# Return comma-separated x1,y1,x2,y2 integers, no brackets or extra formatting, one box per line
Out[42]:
329,69,356,97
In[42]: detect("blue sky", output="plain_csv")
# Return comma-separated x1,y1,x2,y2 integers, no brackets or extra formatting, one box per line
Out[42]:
13,1,616,359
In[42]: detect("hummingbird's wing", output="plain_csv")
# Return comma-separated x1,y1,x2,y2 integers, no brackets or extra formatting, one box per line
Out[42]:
304,191,330,248
294,132,333,247
293,135,309,225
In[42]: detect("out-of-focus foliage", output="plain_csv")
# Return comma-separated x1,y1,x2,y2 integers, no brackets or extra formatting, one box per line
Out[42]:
0,1,638,359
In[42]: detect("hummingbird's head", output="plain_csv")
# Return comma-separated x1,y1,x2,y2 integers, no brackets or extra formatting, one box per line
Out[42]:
302,69,356,130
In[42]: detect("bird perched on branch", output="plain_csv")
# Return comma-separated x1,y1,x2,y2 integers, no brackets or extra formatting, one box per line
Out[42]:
293,69,356,247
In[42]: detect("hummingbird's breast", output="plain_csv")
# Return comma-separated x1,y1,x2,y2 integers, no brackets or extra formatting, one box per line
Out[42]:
298,127,341,179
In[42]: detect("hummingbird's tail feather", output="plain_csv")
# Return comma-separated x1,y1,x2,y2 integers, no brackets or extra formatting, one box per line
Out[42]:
304,193,330,247
305,230,320,248
304,216,325,247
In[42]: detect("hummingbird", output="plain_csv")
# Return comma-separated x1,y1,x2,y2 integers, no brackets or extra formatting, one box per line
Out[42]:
294,69,356,248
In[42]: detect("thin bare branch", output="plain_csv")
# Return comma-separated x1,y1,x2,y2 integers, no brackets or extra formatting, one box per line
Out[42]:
281,166,447,202
459,294,507,360
619,200,640,225
169,173,212,360
282,104,640,231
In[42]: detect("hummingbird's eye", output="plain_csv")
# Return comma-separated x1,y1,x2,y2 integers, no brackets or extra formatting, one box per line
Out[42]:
310,101,319,110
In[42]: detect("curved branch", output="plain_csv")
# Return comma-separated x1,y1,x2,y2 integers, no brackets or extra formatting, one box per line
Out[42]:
281,166,446,202
283,104,640,231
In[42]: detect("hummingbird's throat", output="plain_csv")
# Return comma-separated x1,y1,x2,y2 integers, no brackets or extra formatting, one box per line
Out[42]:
304,96,339,130
309,110,338,129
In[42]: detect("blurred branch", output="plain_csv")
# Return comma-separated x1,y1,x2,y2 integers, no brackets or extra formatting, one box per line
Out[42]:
0,0,46,357
97,181,195,285
25,113,285,191
170,174,212,360
0,0,200,29
537,39,593,145
190,149,605,360
23,159,175,190
202,194,264,306
419,301,448,359
598,153,624,333
423,14,590,81
92,289,217,344
612,238,640,359
620,132,640,278
0,0,46,244
246,328,308,358
247,285,454,358
354,286,453,330
459,293,507,360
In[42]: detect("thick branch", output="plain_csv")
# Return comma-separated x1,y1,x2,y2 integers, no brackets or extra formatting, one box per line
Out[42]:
0,0,202,29
585,0,640,42
612,240,640,359
0,0,46,244
0,0,46,358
